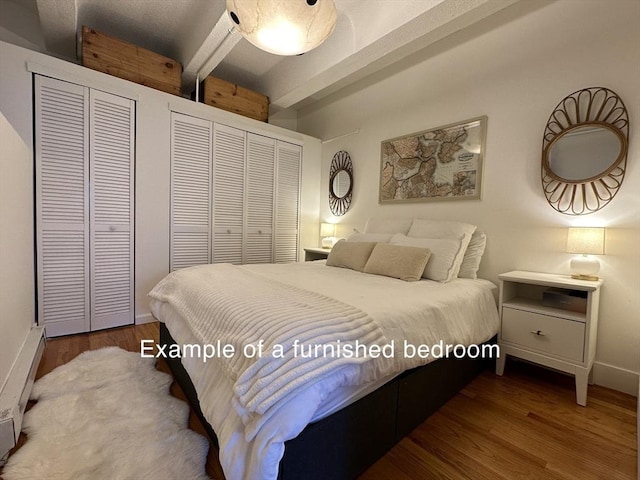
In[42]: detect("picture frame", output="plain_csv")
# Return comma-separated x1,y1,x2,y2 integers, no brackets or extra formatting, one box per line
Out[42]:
379,116,487,203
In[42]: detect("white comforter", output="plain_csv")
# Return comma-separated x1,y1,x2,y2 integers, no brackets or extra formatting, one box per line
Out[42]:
149,261,500,480
149,263,386,439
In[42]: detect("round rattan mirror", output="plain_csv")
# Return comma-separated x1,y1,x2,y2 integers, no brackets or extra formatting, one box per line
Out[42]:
541,87,629,215
329,150,353,216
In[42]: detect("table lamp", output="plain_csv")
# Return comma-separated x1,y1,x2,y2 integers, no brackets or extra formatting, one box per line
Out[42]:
567,227,605,280
320,223,336,248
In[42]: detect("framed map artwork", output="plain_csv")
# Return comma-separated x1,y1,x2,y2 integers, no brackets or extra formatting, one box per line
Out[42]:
379,116,487,203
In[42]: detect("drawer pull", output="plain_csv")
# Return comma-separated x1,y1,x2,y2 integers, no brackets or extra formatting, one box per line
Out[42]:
529,330,546,336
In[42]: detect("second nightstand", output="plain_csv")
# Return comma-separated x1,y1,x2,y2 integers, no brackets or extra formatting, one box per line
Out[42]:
304,247,331,261
495,270,603,406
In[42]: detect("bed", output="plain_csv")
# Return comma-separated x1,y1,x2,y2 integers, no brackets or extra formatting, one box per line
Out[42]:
150,218,500,480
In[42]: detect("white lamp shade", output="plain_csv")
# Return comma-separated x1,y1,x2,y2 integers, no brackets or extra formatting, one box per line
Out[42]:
320,222,336,237
226,0,337,56
566,227,605,255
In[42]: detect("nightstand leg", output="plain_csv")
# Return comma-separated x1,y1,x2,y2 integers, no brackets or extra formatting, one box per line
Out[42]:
588,367,594,385
495,353,506,376
575,367,590,406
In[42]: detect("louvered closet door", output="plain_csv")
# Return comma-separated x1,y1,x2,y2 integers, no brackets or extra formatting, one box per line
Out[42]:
89,90,135,330
35,76,90,337
170,113,212,271
244,134,275,264
212,124,245,264
274,142,302,263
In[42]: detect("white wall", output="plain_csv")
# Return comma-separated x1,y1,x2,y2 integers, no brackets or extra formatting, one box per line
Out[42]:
0,111,35,392
0,0,45,53
0,41,321,326
298,0,640,394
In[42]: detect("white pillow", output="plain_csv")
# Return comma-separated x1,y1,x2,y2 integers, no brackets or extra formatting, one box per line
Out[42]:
408,218,477,239
458,231,487,279
346,232,393,243
408,219,477,276
390,233,466,282
364,217,413,235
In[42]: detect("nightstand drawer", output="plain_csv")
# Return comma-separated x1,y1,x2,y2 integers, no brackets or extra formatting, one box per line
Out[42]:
501,307,585,362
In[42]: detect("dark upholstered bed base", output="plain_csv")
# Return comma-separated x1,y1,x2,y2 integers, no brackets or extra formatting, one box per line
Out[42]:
160,323,496,480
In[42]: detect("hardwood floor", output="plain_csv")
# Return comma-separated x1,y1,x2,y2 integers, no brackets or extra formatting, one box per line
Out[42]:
34,321,160,378
360,362,637,480
11,322,638,480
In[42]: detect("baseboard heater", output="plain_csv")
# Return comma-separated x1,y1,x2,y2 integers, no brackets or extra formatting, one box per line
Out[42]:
0,326,45,464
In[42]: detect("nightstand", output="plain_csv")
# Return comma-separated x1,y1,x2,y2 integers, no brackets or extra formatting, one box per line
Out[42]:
304,247,331,261
495,270,603,406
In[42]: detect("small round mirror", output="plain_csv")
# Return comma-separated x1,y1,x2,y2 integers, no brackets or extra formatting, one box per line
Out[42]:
332,170,351,198
547,125,622,182
329,151,353,216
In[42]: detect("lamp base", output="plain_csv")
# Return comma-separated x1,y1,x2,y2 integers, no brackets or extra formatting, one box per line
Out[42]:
570,254,600,281
321,237,336,248
570,273,600,281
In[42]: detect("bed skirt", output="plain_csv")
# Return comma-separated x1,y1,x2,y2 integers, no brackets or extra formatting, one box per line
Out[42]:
160,323,496,479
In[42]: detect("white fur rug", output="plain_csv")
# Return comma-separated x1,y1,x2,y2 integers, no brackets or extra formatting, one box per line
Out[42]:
2,347,210,480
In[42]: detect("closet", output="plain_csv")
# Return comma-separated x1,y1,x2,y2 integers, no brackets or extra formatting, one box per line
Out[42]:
212,123,245,264
170,115,212,270
35,75,135,337
170,112,301,271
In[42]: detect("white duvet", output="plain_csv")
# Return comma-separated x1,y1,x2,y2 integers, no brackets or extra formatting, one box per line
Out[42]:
149,261,499,480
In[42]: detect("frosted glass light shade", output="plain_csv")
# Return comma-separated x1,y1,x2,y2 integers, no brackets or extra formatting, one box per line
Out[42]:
566,227,605,255
226,0,337,56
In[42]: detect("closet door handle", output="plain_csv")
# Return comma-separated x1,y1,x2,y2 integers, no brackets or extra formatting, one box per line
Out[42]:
226,229,231,234
109,226,116,232
529,330,546,336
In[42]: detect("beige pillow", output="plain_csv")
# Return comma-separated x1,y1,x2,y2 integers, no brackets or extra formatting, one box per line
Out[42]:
363,243,431,282
326,240,377,272
390,233,465,282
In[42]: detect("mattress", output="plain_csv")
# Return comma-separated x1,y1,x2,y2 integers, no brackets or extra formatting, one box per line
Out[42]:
149,261,499,480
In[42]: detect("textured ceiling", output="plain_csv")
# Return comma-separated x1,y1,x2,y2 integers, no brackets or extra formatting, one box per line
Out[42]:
4,0,534,112
76,0,225,63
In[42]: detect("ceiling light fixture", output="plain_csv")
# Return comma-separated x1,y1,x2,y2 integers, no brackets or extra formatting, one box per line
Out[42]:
226,0,337,56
